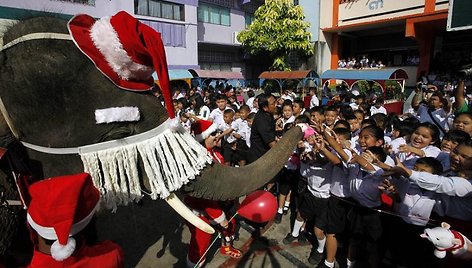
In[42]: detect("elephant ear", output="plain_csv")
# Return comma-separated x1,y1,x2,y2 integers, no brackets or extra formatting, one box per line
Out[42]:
185,126,303,200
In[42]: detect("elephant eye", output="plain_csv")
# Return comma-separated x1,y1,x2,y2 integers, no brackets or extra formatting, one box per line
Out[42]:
436,238,440,240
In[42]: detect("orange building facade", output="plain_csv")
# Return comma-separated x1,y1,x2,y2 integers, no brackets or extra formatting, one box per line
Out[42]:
318,0,470,85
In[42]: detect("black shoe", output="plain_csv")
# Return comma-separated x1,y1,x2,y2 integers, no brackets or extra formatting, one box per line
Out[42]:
297,231,310,245
274,213,283,224
282,233,297,244
308,250,324,265
283,205,289,215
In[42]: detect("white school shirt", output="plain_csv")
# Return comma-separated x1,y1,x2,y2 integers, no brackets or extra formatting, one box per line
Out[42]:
227,118,242,143
409,171,472,221
397,145,441,168
393,176,437,226
208,108,226,131
388,137,406,155
282,116,295,128
330,149,353,198
310,95,320,108
244,125,251,148
370,106,387,115
300,161,332,199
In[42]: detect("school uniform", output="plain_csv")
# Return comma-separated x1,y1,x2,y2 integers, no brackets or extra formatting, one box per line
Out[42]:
408,171,472,221
208,108,226,131
388,136,406,155
397,145,441,168
326,149,353,235
298,158,332,230
230,118,250,163
436,151,450,171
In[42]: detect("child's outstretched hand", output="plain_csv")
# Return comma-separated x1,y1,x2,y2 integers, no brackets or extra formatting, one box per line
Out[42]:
383,157,412,177
378,179,398,195
398,144,413,153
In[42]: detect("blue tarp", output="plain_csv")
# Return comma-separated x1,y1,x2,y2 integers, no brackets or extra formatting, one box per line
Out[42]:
320,68,408,81
152,69,193,81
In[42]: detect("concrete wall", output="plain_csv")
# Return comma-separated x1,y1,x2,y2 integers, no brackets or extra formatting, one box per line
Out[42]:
197,8,245,45
0,0,199,68
318,0,334,74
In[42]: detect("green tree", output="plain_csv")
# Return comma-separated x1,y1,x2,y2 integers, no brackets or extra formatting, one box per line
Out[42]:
238,0,313,71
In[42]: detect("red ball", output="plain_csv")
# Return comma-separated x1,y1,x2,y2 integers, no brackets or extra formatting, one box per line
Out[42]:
237,190,277,223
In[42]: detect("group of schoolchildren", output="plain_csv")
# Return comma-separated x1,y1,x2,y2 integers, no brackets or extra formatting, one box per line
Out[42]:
173,86,472,267
271,95,472,268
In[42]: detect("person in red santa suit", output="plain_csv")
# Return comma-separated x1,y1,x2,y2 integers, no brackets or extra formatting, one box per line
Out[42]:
185,119,242,267
26,173,124,268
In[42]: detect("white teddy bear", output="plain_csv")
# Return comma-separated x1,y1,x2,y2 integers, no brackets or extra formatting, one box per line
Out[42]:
421,222,472,259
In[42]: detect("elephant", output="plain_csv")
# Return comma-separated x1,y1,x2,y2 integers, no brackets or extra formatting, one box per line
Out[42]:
0,14,302,265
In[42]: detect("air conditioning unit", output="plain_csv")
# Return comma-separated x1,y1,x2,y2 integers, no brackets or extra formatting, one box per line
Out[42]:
232,31,241,45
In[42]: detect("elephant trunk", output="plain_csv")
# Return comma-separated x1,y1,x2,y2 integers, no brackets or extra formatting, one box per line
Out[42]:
186,126,303,200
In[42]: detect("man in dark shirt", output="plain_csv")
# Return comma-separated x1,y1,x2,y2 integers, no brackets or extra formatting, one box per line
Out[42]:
248,93,277,163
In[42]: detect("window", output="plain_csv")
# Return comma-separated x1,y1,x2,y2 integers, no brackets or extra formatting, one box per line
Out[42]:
52,0,95,5
198,4,231,26
140,20,186,47
244,13,254,28
135,0,185,21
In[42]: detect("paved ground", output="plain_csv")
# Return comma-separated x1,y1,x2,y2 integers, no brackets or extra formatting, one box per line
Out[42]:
94,195,315,268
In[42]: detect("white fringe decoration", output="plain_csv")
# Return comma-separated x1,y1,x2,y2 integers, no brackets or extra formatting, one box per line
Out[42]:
80,128,212,212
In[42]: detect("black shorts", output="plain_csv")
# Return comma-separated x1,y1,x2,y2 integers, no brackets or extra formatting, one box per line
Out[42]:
326,196,352,235
235,139,248,162
298,192,328,230
222,140,235,164
276,168,299,196
347,204,383,241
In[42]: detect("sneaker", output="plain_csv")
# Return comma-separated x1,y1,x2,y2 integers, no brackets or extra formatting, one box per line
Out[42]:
308,250,324,265
282,233,297,244
274,213,283,224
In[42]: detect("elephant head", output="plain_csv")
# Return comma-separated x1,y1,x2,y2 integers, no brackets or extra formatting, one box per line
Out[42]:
0,14,302,234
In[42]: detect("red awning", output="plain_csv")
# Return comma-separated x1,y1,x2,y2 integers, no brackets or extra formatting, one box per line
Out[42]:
258,70,319,79
189,69,244,79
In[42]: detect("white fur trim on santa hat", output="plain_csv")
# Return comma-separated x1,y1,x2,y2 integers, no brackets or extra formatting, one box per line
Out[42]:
89,17,154,81
51,237,76,261
95,106,140,124
194,122,218,142
26,202,99,240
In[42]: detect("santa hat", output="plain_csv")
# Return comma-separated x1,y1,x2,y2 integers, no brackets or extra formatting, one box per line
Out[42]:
27,173,100,261
67,11,175,118
191,120,218,142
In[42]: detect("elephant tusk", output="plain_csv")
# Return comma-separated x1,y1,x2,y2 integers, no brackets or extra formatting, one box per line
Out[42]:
164,193,215,234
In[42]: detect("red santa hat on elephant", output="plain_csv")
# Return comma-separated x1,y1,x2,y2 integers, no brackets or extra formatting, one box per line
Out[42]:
68,11,175,118
27,173,100,261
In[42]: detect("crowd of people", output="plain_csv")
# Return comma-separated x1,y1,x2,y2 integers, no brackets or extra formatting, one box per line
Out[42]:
165,78,472,268
338,56,385,69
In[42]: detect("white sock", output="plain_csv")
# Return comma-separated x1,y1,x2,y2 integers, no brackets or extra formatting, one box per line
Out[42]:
284,201,290,208
347,258,355,268
291,220,304,237
324,260,335,268
277,207,283,214
317,237,326,253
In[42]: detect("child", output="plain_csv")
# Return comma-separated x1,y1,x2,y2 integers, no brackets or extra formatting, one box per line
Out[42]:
275,102,295,138
244,112,255,149
318,127,355,268
370,98,387,115
309,106,325,127
348,145,390,268
452,112,472,137
208,94,229,131
293,99,306,118
387,117,418,154
437,129,470,171
345,114,361,138
396,122,441,168
231,105,251,167
220,109,236,166
324,106,339,129
283,130,332,267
